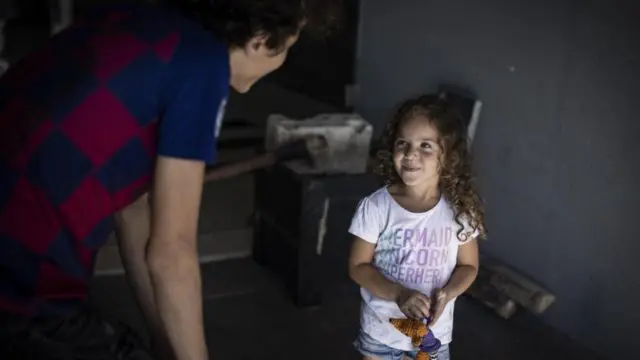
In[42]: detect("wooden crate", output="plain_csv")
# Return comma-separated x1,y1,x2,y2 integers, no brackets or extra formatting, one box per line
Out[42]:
252,163,379,307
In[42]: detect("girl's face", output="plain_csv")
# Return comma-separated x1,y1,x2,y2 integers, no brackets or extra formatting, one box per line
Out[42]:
392,115,442,188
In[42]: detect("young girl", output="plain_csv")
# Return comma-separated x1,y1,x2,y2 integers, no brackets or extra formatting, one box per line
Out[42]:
348,94,486,360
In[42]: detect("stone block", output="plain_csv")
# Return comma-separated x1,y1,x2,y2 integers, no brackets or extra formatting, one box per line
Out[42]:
265,113,373,174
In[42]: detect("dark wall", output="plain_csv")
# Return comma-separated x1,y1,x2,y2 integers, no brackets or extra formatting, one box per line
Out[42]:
264,0,360,110
356,0,639,358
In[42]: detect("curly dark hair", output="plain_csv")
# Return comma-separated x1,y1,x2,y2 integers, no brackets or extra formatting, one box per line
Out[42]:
173,0,343,51
375,94,487,242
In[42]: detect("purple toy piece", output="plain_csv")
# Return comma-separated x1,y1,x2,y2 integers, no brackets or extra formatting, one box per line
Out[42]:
419,317,442,354
419,330,442,353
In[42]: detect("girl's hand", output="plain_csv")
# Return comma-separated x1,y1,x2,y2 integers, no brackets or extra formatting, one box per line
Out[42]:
395,287,431,320
428,288,449,326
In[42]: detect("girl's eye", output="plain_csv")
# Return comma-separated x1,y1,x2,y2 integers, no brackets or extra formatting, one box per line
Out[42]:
395,140,407,148
420,142,432,150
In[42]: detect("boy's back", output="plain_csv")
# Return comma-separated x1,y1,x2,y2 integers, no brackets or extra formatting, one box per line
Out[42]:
0,3,229,316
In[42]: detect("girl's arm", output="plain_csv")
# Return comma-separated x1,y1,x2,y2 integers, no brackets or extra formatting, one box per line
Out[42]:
349,236,431,319
348,237,404,301
443,238,480,300
429,238,479,325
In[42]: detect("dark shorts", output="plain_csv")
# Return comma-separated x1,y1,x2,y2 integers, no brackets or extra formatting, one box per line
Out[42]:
0,308,155,360
353,331,451,360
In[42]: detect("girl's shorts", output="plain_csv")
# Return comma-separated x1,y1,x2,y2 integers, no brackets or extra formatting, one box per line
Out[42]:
353,331,450,360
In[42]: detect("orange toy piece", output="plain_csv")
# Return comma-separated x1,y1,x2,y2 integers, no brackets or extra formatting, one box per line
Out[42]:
389,318,427,347
389,318,442,360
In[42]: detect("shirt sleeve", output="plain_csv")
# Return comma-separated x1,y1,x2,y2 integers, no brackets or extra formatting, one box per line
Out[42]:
157,37,229,165
348,196,382,244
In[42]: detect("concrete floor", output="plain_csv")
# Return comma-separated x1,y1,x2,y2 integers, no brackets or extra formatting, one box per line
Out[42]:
90,258,604,360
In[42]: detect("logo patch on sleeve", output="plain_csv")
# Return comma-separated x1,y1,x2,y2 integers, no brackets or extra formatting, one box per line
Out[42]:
214,97,227,138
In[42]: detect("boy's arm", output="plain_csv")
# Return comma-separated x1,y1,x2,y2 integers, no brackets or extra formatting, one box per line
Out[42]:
146,156,208,360
146,36,237,359
114,193,174,360
203,137,316,183
204,153,275,183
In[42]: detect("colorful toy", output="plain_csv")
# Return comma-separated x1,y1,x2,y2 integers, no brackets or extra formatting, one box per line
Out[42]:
389,318,442,360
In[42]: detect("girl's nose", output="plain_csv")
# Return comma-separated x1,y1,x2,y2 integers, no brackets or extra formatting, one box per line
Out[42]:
404,146,419,159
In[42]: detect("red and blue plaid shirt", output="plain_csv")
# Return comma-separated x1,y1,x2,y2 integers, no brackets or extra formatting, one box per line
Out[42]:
0,3,229,316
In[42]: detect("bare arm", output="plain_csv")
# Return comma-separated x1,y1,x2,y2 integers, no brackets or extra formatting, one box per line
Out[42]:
348,237,404,301
203,136,318,184
114,194,174,360
349,237,431,318
429,238,480,325
443,238,479,301
204,153,275,183
146,156,207,360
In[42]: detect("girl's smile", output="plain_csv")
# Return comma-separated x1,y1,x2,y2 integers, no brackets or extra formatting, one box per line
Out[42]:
401,164,421,172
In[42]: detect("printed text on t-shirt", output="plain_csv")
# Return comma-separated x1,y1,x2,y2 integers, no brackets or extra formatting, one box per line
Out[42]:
374,226,454,288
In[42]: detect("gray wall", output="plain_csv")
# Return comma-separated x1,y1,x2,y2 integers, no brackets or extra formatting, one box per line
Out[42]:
356,0,639,358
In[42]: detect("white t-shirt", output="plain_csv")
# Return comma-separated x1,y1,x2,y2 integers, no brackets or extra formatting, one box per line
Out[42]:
348,186,477,350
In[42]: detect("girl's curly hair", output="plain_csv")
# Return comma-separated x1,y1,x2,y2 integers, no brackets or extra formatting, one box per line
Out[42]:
375,94,487,242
